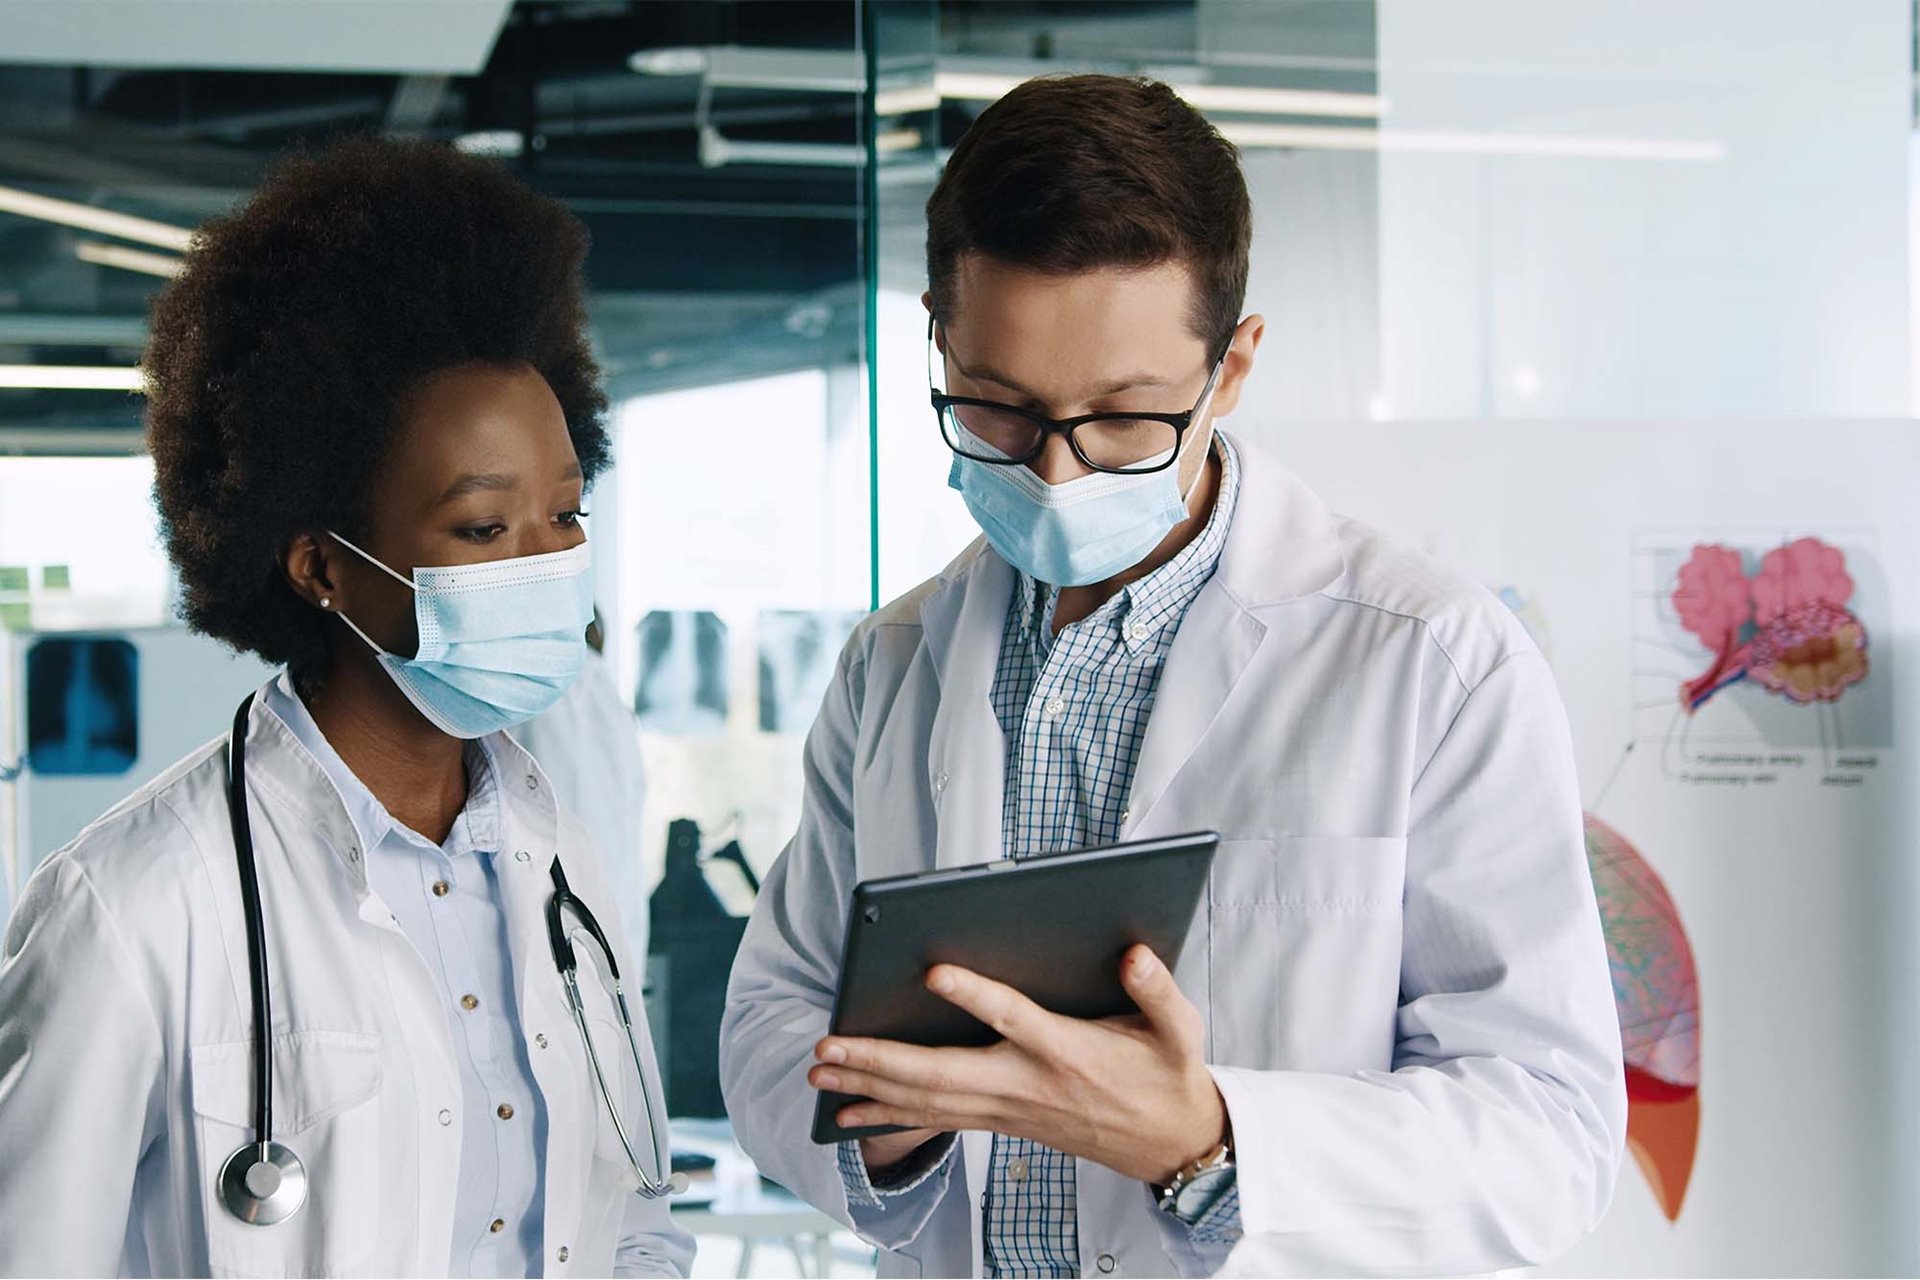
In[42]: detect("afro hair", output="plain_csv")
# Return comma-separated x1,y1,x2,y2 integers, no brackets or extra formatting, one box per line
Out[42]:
144,136,609,682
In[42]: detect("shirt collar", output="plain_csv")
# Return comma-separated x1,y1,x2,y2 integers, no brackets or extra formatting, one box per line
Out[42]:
1017,433,1243,652
260,671,501,857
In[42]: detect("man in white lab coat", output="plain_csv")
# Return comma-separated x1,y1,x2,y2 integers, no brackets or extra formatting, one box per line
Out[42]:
721,75,1625,1278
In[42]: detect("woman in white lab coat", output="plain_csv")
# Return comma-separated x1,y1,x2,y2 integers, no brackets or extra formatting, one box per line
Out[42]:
0,139,692,1277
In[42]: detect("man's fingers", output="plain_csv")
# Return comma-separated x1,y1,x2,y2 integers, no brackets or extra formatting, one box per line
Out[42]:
926,964,1060,1050
815,1036,1013,1096
837,1097,998,1134
1119,945,1204,1046
809,1062,1002,1125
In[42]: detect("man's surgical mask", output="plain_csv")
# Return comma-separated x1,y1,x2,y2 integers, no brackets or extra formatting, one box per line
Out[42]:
327,531,593,739
948,414,1218,588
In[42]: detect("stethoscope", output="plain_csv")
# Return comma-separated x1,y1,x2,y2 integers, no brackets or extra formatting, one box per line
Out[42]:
216,694,684,1227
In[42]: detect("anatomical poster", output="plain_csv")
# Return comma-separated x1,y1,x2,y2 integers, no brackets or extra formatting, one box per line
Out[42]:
1246,418,1918,1277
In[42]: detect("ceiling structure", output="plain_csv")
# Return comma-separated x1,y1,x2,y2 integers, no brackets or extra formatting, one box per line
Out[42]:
0,0,1371,448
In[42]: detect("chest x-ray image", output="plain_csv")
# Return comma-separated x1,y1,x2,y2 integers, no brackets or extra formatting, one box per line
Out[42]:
633,610,729,734
757,610,865,733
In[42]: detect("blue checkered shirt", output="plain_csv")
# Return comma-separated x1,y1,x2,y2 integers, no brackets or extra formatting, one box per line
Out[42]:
839,439,1245,1274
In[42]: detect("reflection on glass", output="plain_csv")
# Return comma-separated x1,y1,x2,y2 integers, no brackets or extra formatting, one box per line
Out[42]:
757,610,866,733
633,611,730,735
25,637,138,776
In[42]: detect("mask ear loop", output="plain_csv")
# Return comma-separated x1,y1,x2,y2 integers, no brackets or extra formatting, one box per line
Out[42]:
322,530,418,659
326,530,419,590
1177,355,1230,505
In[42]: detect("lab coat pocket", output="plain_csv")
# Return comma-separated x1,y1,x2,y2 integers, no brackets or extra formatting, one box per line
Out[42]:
582,1014,649,1170
1206,836,1406,1072
189,1031,383,1278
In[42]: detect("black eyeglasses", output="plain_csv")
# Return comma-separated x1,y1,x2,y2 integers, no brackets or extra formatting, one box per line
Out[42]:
928,318,1227,476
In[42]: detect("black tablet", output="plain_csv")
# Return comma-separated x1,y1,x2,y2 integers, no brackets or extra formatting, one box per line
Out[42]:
811,831,1220,1144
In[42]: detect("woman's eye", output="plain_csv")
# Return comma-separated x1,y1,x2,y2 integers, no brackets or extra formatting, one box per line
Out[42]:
556,509,588,528
458,524,507,542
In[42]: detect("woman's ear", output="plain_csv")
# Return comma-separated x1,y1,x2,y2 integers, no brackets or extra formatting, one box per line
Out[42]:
1208,313,1266,421
281,532,340,613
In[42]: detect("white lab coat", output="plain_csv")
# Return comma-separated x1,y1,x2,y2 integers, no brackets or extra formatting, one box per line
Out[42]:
720,435,1625,1278
516,648,652,961
0,684,694,1278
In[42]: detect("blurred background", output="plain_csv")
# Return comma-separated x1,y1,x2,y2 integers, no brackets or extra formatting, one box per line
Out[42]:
0,1,1915,1275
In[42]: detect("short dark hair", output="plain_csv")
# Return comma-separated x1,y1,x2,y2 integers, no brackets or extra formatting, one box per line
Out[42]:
145,137,609,681
925,74,1251,361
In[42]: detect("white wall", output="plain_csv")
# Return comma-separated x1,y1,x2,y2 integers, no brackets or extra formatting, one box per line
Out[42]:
1248,416,1920,1277
1373,0,1912,420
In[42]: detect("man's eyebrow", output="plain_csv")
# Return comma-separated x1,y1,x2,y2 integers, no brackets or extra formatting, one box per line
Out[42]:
952,354,1173,402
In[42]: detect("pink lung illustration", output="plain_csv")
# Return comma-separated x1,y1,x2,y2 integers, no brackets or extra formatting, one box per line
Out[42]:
1584,814,1700,1221
1673,537,1869,712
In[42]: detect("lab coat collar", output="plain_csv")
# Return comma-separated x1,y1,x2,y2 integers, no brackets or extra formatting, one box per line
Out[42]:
1209,429,1348,606
913,431,1347,853
233,684,373,890
236,676,556,892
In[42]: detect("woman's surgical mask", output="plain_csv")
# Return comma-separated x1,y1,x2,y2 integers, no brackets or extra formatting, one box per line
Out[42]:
948,417,1217,588
326,531,593,739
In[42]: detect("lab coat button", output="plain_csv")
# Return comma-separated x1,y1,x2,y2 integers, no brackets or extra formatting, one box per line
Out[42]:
535,1033,549,1049
934,772,948,794
497,1103,515,1120
438,1109,452,1126
556,1246,570,1263
1097,1253,1116,1273
461,993,479,1011
490,1218,505,1234
525,774,539,791
431,880,450,897
515,849,531,863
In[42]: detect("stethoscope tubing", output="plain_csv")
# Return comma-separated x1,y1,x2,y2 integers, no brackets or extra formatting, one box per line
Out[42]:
220,693,680,1225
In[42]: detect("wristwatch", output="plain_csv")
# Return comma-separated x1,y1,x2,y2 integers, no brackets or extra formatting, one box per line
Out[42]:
1154,1137,1236,1225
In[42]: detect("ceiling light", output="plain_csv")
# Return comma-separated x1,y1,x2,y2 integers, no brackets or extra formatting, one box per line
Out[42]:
0,365,147,392
628,47,711,76
0,184,193,251
453,130,525,157
934,71,1384,119
1216,122,1724,162
75,241,183,279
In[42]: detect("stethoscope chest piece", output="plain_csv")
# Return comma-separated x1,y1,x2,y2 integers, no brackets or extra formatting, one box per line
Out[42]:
218,1140,308,1225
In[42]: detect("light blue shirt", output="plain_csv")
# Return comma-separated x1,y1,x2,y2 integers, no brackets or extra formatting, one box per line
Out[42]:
264,675,549,1278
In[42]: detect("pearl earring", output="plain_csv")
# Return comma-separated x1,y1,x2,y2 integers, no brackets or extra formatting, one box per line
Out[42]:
319,597,332,610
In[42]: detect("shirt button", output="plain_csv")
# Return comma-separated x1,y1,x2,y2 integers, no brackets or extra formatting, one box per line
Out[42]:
1008,1158,1029,1182
1129,620,1149,641
1044,696,1066,718
438,1109,452,1126
556,1246,570,1263
526,774,539,791
1098,1253,1116,1274
934,772,949,794
1120,808,1132,825
497,1103,515,1120
490,1218,506,1234
460,993,479,1011
431,880,450,897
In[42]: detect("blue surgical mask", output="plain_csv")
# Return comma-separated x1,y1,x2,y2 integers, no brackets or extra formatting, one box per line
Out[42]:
326,532,593,739
947,424,1214,587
